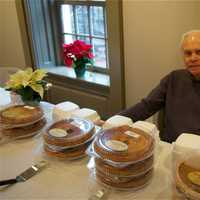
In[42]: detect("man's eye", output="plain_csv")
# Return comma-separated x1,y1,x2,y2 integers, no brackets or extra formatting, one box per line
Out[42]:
184,51,192,56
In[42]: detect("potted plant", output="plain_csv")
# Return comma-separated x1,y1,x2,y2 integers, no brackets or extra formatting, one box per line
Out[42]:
5,68,51,106
63,40,94,77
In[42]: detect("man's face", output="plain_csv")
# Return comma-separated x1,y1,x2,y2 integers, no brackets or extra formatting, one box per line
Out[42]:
182,33,200,77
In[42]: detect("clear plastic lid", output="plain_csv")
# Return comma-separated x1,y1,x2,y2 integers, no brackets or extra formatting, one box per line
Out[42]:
0,104,44,129
44,118,95,147
93,125,155,163
44,125,101,150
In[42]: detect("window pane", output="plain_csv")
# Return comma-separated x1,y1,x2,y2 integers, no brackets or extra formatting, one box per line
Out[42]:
75,6,89,35
77,36,90,44
61,5,75,34
64,34,76,44
92,38,107,68
90,6,105,37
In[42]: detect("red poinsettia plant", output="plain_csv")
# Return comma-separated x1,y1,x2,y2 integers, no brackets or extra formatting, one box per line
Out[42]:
63,40,94,68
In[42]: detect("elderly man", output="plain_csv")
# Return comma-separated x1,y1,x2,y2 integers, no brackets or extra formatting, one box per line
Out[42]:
119,30,200,143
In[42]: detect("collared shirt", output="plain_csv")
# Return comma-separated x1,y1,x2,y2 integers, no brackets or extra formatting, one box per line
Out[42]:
119,69,200,143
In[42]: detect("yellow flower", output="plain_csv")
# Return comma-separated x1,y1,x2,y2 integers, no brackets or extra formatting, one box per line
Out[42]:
6,68,32,88
31,69,47,82
6,68,47,98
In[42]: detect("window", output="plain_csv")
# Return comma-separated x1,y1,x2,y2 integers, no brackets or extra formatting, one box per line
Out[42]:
20,0,125,117
58,1,108,73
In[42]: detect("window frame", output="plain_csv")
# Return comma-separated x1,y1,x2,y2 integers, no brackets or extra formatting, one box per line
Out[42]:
53,0,109,74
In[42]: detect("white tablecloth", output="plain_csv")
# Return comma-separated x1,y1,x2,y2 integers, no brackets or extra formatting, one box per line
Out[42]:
0,90,176,200
0,141,174,200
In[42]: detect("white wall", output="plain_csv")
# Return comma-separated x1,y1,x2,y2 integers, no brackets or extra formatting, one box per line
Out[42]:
122,0,200,108
0,0,25,68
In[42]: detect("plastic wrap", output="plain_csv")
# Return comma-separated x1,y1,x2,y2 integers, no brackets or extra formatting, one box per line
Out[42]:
43,118,96,147
42,122,101,160
87,142,154,168
0,104,47,144
44,125,101,150
88,162,153,191
87,125,156,191
90,126,155,164
0,118,47,144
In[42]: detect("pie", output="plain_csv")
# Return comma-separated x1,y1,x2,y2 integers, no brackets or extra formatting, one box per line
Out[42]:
176,161,200,200
95,155,154,177
96,168,153,190
93,125,154,163
1,118,46,139
0,105,44,127
43,118,95,147
44,141,91,159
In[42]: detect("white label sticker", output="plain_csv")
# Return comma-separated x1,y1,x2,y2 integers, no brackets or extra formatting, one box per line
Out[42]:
124,131,140,138
24,106,35,110
105,140,128,151
49,128,68,137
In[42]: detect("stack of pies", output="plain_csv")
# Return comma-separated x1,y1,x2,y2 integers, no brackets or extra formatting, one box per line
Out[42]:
43,118,96,160
175,161,200,200
90,125,155,190
0,105,46,139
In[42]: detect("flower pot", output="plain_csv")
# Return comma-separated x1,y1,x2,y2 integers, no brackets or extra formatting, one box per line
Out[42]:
74,64,86,78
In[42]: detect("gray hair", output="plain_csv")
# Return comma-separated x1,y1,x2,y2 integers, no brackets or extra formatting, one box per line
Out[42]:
180,30,200,47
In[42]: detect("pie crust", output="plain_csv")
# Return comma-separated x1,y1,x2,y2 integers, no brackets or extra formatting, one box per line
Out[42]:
1,118,46,139
0,105,44,126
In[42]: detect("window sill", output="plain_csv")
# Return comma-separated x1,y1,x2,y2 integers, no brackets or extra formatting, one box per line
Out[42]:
43,66,110,87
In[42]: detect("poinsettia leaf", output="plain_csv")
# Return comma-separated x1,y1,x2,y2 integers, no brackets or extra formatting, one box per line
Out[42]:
29,83,44,98
31,69,47,82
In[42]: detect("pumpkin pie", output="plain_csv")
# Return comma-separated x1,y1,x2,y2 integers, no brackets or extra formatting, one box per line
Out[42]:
44,141,91,159
0,105,44,127
95,155,154,177
176,161,200,200
93,125,154,163
96,168,153,190
43,118,95,147
1,118,46,139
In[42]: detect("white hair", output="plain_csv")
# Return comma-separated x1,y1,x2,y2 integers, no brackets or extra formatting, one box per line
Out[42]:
180,30,200,47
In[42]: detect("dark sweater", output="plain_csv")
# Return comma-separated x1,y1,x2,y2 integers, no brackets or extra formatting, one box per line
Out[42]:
119,69,200,143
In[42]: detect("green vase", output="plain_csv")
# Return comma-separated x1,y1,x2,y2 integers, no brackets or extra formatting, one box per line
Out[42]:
74,64,86,78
